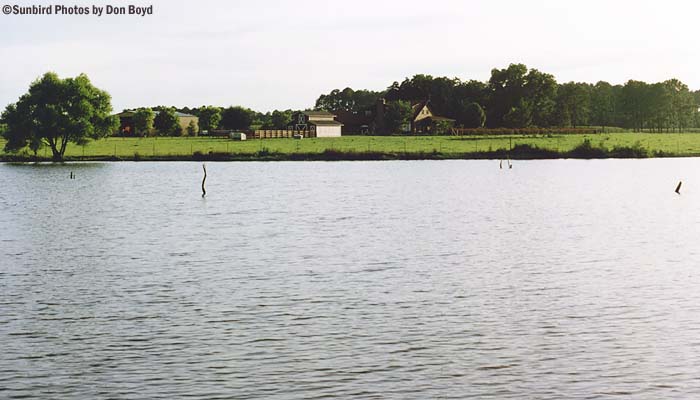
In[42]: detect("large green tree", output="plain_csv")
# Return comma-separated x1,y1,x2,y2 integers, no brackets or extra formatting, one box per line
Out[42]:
221,106,253,130
154,107,182,136
1,72,117,160
486,64,558,128
315,88,383,112
384,100,413,134
589,81,616,129
457,102,486,128
198,106,222,132
503,99,533,128
663,79,694,132
133,107,155,136
555,82,592,127
270,109,293,129
620,80,651,132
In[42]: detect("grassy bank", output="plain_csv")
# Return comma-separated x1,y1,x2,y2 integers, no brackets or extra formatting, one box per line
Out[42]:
2,133,700,161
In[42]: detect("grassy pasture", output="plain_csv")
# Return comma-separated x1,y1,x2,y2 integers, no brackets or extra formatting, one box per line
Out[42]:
2,133,700,160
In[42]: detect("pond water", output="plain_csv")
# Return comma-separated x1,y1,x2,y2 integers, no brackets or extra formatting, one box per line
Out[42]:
2,159,700,399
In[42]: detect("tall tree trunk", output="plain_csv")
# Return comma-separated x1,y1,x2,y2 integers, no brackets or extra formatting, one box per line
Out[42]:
47,137,62,161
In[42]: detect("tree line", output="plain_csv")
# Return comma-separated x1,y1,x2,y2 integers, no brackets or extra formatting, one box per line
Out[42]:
103,63,700,137
314,63,700,132
124,105,297,137
3,68,700,160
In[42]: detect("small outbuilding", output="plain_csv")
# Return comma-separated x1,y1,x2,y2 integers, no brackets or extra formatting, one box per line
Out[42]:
289,111,343,137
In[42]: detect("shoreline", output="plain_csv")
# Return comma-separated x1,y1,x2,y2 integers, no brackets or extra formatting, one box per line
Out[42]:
2,134,697,162
0,150,693,163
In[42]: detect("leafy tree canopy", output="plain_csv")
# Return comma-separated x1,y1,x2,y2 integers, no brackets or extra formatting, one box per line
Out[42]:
315,87,384,113
197,106,222,132
1,72,117,160
384,100,413,134
154,107,182,136
221,106,253,130
458,102,486,128
133,107,155,136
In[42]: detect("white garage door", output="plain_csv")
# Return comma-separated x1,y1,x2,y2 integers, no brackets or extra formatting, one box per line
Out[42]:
316,125,342,137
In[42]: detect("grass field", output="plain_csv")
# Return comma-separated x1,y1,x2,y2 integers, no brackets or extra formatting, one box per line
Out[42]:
2,133,700,160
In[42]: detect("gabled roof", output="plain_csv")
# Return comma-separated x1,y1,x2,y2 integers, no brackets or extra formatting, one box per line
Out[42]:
310,120,343,126
303,110,336,118
409,99,456,122
411,99,431,120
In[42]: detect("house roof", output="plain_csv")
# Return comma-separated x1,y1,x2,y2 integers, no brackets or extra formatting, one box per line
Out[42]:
303,110,336,117
153,110,197,118
411,100,431,120
409,100,455,122
426,116,455,122
310,120,343,126
115,110,197,118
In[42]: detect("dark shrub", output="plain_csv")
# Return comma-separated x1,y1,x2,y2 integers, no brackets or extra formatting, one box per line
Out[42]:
568,139,607,158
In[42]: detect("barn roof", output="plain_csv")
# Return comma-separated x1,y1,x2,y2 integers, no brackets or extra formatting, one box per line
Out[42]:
303,110,336,117
310,120,343,126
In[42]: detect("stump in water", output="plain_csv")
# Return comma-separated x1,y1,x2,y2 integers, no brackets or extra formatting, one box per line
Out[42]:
675,181,682,195
202,164,207,197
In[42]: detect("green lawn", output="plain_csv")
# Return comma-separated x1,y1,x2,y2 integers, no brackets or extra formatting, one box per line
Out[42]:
2,133,700,160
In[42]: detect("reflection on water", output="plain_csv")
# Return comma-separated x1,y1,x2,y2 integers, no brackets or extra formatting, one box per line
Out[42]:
2,160,700,399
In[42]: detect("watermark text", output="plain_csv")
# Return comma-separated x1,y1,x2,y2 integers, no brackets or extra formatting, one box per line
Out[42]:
2,4,153,16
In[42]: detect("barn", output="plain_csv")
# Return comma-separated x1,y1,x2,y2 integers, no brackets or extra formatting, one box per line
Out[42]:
289,111,343,137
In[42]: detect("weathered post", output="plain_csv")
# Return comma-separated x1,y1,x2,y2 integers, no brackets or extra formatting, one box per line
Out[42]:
202,163,207,197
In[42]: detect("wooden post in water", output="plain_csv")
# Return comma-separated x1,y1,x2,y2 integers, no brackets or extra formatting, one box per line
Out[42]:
202,164,207,197
675,181,682,194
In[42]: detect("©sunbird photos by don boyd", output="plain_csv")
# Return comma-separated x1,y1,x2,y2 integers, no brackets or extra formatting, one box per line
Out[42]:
6,4,153,16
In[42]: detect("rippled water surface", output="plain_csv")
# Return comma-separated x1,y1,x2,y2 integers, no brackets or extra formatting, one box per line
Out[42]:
2,159,700,399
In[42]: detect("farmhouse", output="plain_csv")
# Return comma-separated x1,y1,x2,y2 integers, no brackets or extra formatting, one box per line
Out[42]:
334,98,455,135
334,109,374,135
409,99,455,134
115,110,199,136
289,111,343,137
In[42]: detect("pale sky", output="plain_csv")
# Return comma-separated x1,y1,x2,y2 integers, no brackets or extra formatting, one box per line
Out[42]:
1,0,698,112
